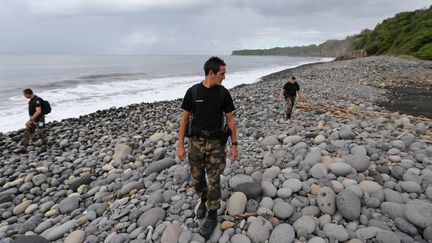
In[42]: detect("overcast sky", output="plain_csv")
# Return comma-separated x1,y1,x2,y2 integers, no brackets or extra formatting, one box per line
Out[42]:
0,0,430,55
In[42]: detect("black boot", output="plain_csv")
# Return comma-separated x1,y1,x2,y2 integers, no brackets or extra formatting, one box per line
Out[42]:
195,200,207,219
199,210,218,240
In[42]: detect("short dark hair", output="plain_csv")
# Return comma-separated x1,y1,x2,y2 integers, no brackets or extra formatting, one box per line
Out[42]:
23,88,33,95
291,76,296,80
204,56,226,76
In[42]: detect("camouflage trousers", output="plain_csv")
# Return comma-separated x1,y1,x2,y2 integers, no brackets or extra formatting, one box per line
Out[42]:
188,136,226,210
285,96,296,119
20,119,48,151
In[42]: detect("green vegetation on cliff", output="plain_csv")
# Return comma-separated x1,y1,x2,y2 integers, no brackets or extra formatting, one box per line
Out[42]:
232,6,432,60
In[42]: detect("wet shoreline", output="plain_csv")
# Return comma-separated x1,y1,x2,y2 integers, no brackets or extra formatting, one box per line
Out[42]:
381,86,432,119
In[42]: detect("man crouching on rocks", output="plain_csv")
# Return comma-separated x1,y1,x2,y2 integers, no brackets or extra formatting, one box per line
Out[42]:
177,56,238,239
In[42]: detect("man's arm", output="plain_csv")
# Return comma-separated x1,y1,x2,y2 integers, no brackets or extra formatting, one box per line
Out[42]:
26,107,42,126
176,110,190,161
279,86,285,101
297,90,305,101
225,112,238,161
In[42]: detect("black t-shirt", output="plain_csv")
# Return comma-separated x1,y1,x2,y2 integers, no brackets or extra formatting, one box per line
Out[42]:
181,83,235,131
283,81,300,97
28,96,43,119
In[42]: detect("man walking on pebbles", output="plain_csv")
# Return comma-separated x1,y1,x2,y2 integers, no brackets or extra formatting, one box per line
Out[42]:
279,76,305,119
177,56,239,239
18,88,48,153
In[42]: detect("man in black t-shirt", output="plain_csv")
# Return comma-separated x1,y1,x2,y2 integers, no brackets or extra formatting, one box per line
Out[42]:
18,88,48,153
177,57,238,239
279,76,304,119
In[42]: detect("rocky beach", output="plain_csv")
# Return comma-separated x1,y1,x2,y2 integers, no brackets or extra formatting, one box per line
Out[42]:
0,56,432,243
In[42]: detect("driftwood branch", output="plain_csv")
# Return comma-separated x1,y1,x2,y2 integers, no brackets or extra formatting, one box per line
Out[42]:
234,211,274,220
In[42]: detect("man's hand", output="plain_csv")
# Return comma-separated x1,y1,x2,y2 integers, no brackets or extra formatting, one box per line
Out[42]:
177,145,187,161
25,120,33,126
229,146,238,161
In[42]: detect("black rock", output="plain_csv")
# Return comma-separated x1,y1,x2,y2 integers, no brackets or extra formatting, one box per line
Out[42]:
233,182,262,199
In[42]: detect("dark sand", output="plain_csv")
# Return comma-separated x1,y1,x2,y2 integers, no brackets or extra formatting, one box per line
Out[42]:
381,86,432,119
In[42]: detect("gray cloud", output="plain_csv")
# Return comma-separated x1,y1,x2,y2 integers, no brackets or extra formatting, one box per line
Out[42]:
0,0,430,54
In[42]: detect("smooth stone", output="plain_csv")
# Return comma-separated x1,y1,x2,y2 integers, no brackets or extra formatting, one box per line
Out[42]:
304,148,322,166
64,230,85,243
69,176,93,191
336,189,361,220
221,221,235,230
323,223,349,241
380,202,404,220
59,196,80,214
34,220,53,234
355,227,382,240
118,181,144,197
231,234,251,243
168,165,190,184
102,164,114,172
314,135,325,145
309,163,327,179
317,186,336,215
179,230,193,243
11,236,49,243
137,207,166,228
376,230,401,243
282,178,302,192
18,214,42,234
424,225,432,240
227,192,247,216
346,154,370,173
46,220,78,241
399,181,421,193
161,222,182,243
351,145,367,156
293,216,316,236
144,158,176,175
261,166,281,181
247,217,273,243
331,181,344,193
261,181,277,197
404,200,432,228
111,233,130,243
339,126,355,140
283,135,302,144
24,204,38,214
32,174,47,186
13,201,31,215
261,136,279,146
273,201,294,219
395,217,417,236
233,182,262,199
359,181,382,193
229,174,254,188
269,223,295,243
308,237,326,243
87,203,109,216
149,133,165,143
383,189,404,203
276,188,292,199
260,197,274,210
263,154,276,168
329,163,353,176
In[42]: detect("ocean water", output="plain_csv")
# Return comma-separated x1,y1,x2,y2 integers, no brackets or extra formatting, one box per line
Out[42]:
0,55,332,133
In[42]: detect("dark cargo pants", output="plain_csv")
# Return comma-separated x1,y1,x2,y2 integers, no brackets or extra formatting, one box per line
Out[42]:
285,95,296,119
20,117,48,151
188,136,226,210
